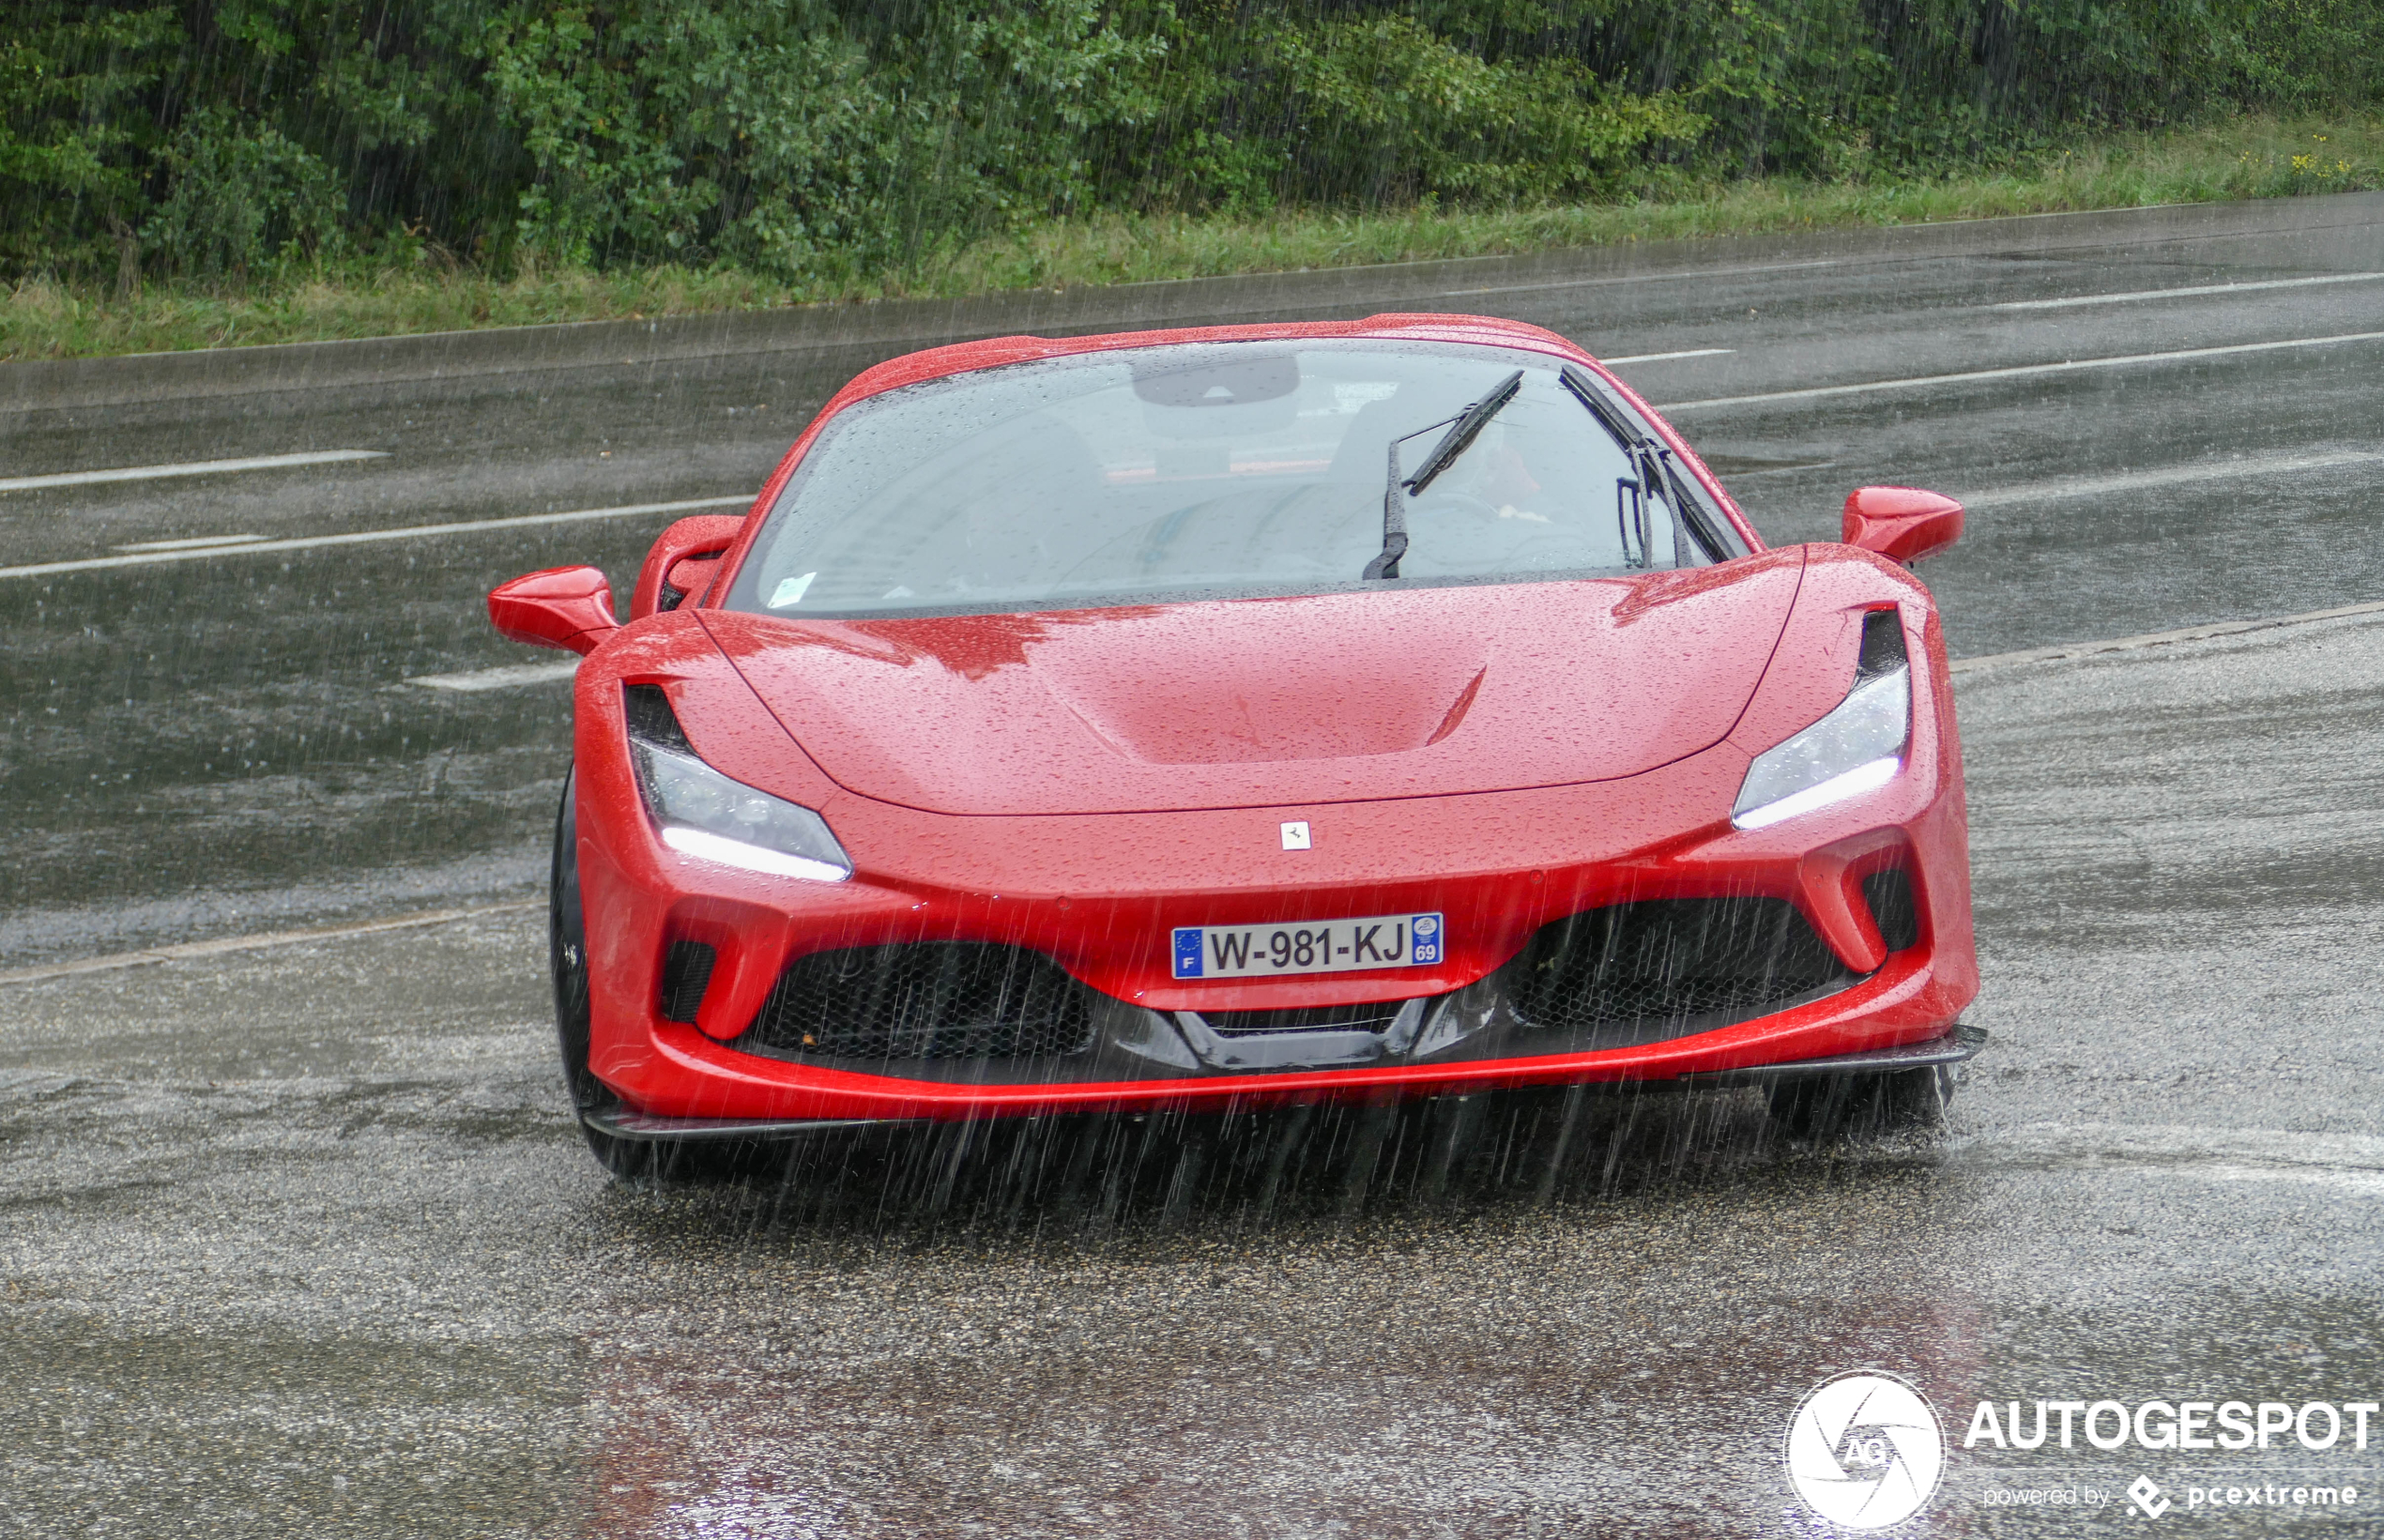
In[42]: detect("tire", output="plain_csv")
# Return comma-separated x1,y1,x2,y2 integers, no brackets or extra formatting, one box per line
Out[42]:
551,770,667,1179
1765,1063,1955,1140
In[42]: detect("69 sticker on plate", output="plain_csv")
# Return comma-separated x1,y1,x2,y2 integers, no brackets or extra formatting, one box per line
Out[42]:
1170,912,1444,980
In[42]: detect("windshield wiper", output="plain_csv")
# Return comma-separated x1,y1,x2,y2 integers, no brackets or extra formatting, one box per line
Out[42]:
1405,370,1523,497
1560,364,1740,564
1364,369,1524,580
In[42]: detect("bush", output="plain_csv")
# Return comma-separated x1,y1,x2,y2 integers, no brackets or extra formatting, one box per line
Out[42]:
140,107,347,278
0,0,2376,289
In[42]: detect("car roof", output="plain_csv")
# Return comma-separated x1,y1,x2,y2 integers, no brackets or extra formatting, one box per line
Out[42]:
828,313,1594,416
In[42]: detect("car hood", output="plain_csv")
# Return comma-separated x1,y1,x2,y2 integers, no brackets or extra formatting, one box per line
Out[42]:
701,550,1804,816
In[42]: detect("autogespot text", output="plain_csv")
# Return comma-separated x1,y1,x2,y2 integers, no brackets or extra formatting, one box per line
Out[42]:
1965,1399,2379,1452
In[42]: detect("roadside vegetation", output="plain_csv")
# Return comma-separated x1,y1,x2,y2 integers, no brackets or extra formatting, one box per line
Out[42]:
4,1,2379,359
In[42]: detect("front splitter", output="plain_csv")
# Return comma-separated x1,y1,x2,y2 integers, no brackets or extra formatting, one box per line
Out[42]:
585,1025,1986,1141
583,1108,908,1143
1688,1022,1987,1084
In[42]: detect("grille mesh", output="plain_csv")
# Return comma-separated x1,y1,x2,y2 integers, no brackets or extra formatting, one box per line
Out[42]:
738,942,1096,1061
1508,898,1844,1032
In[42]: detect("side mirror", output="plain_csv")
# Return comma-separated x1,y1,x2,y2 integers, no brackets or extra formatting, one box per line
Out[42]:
1842,486,1964,565
489,566,619,656
631,514,748,619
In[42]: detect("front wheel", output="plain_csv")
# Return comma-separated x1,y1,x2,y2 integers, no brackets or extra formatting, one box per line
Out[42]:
552,770,668,1179
1765,1064,1954,1141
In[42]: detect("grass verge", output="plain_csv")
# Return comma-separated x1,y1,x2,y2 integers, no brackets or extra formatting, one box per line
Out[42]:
5,114,2378,362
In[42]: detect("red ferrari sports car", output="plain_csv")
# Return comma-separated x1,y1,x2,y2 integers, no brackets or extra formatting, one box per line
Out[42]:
489,313,1980,1171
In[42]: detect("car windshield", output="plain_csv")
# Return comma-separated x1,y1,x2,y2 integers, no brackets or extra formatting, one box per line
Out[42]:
725,340,1733,619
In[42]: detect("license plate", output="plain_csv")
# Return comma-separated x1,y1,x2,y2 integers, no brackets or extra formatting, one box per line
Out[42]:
1170,912,1444,980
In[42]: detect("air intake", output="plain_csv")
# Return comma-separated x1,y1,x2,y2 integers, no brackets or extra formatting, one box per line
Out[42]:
1507,897,1846,1032
1194,1001,1409,1037
737,942,1096,1061
659,940,716,1024
1860,868,1919,953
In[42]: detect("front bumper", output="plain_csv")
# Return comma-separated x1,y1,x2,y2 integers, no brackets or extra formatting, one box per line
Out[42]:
570,701,1979,1123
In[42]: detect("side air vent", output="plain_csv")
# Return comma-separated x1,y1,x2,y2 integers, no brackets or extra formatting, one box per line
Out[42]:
622,683,691,750
1857,606,1907,679
1860,869,1920,953
659,940,717,1024
737,942,1097,1061
1508,897,1846,1032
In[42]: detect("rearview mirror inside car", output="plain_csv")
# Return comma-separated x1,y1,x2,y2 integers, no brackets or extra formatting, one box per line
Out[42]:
488,566,619,655
1842,486,1964,565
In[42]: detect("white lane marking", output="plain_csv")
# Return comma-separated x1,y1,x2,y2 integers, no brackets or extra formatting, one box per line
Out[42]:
1658,329,2384,412
0,449,388,493
0,901,543,987
405,660,580,692
1991,271,2384,311
0,494,751,581
1602,348,1735,364
1985,1122,2384,1188
2182,1163,2384,1197
1439,257,1841,296
113,532,269,553
1953,598,2384,674
1956,449,2384,510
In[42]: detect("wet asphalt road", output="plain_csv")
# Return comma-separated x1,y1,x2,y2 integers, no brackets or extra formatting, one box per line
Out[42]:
4,191,2383,960
5,193,2384,1535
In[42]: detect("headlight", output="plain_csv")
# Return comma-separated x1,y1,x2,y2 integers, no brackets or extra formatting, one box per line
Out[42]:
1732,611,1910,831
630,739,852,882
